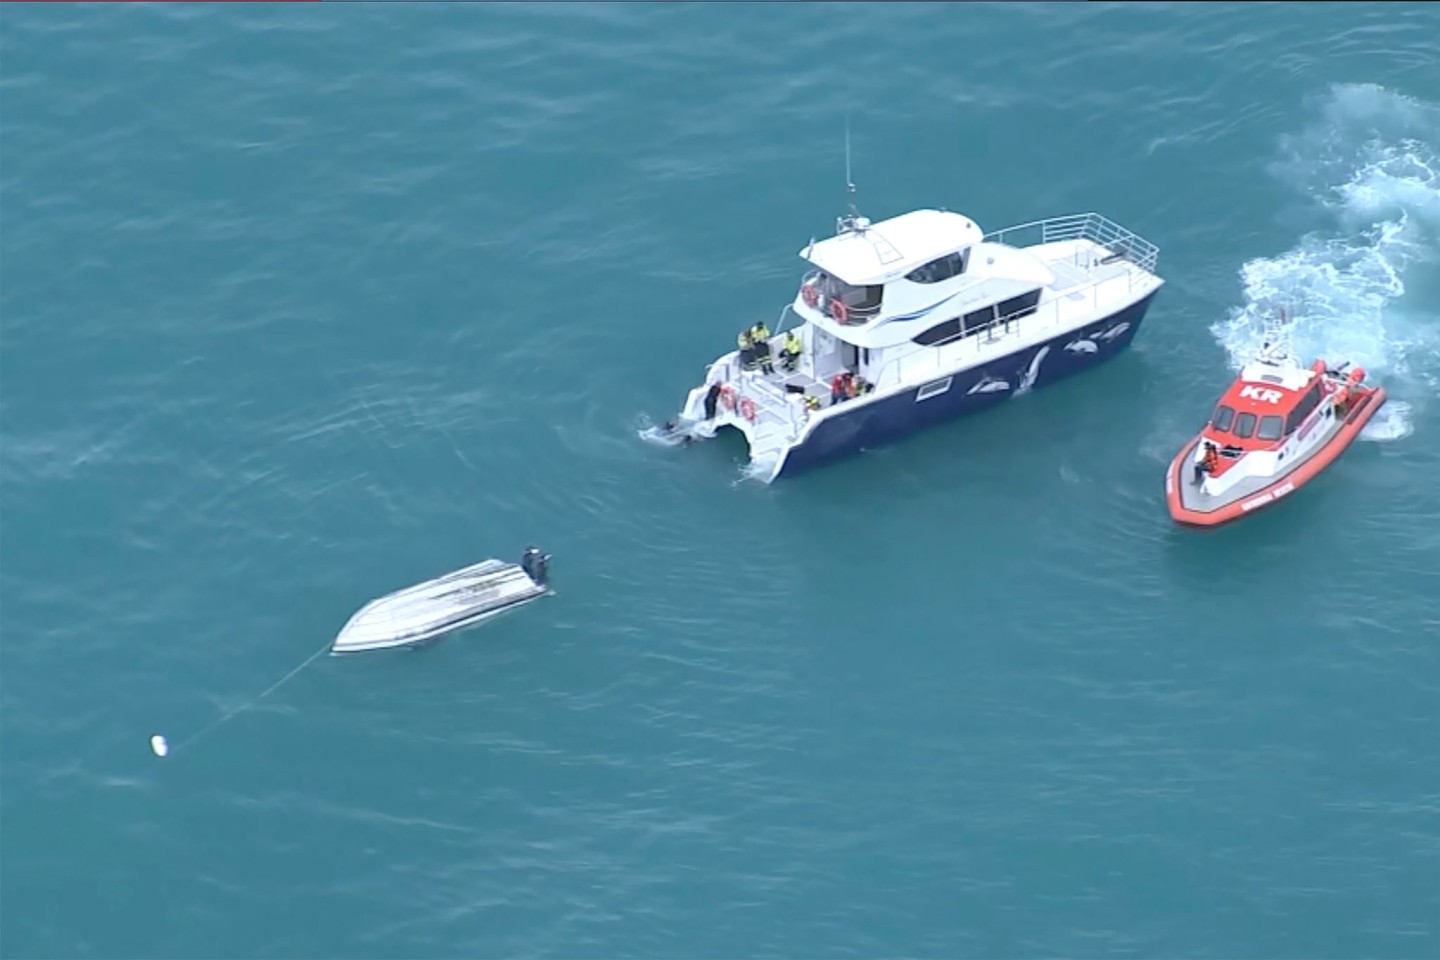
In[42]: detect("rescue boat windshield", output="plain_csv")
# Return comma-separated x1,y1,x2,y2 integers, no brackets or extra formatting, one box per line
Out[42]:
1209,402,1290,446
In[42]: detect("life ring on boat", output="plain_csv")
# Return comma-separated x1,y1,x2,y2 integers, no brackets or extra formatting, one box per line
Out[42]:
718,384,737,411
830,298,849,324
801,282,819,307
738,397,758,422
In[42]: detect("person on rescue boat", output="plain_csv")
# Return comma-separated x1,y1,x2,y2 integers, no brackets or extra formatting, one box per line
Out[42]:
779,330,803,372
1333,384,1351,417
1194,441,1220,484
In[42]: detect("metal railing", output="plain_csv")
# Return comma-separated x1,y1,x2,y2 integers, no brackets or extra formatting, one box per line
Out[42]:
857,213,1161,392
865,263,1126,393
984,212,1160,275
739,369,808,435
702,353,810,440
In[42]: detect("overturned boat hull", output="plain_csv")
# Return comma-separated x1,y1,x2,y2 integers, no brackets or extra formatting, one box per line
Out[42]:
332,559,548,654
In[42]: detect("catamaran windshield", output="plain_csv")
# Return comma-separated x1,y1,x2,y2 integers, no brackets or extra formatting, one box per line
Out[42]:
807,270,883,318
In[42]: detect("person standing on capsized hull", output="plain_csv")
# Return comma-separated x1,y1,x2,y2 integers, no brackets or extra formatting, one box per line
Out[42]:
521,546,551,587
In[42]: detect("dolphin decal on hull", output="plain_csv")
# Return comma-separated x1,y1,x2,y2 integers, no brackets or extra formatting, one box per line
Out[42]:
1016,345,1050,395
967,376,1011,395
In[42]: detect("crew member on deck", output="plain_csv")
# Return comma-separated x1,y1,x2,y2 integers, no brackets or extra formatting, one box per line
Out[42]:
780,331,803,372
750,322,774,374
522,546,540,579
1194,442,1220,485
830,373,848,406
737,328,754,369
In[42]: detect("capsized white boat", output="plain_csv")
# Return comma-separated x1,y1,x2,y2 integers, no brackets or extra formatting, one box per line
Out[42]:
332,552,551,654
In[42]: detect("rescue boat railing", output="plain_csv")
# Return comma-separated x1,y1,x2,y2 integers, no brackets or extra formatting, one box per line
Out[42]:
984,212,1160,277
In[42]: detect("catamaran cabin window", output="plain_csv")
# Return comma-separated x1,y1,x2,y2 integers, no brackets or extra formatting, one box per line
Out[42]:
913,317,961,346
1233,412,1257,439
1257,415,1284,442
996,289,1042,322
905,250,967,284
813,272,884,318
962,305,995,335
911,302,1007,346
1211,404,1235,431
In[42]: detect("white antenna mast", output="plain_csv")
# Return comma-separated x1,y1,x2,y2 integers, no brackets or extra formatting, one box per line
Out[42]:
846,113,857,216
1257,306,1293,365
839,113,863,233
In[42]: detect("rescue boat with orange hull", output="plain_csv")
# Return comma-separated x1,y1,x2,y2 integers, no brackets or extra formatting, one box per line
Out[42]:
1165,336,1386,528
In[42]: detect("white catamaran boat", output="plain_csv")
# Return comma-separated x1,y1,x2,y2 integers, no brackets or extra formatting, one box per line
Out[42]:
331,550,551,654
662,191,1164,481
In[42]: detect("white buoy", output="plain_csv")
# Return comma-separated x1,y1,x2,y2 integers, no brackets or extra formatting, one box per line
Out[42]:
150,734,169,758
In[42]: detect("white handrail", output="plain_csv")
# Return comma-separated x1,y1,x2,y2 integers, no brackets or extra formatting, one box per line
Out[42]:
740,369,807,437
983,212,1160,275
867,269,1115,393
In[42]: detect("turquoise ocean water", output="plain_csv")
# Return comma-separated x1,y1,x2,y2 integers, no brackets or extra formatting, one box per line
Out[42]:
3,3,1439,957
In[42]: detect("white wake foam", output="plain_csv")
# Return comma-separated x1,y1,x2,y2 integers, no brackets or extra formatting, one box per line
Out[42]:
635,412,686,448
1210,83,1440,442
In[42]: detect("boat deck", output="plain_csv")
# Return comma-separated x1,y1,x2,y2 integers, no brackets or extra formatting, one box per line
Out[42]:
712,352,833,428
1047,256,1133,295
1174,411,1347,515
